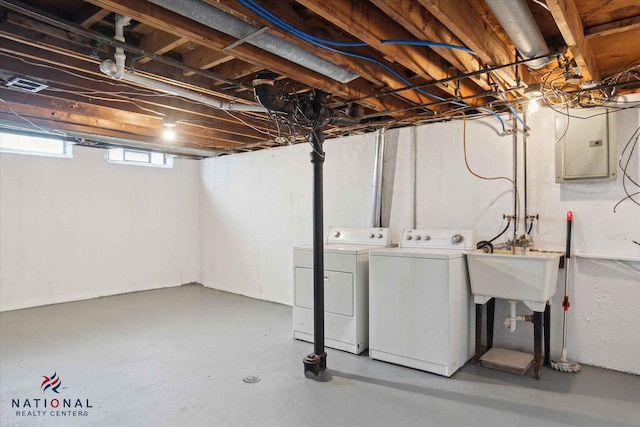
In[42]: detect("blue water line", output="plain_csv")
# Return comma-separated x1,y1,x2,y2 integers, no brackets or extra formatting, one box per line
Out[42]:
239,0,520,131
381,39,475,55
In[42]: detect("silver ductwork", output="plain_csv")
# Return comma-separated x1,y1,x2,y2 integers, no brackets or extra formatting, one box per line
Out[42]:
147,0,359,83
485,0,551,69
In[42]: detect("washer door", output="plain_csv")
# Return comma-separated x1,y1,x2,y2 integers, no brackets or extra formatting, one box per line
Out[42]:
294,268,354,316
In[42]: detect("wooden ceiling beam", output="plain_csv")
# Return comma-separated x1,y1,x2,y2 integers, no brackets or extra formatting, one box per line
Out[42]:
0,88,258,148
73,4,111,28
0,112,227,154
371,0,491,92
0,88,165,135
296,0,481,100
585,15,640,39
137,30,187,64
546,0,601,81
0,43,271,137
211,59,263,85
0,27,260,106
208,0,434,108
84,0,413,115
181,46,233,77
4,11,97,55
417,0,517,88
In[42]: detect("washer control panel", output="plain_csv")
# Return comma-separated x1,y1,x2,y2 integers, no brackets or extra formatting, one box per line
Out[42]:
400,229,475,250
327,227,391,246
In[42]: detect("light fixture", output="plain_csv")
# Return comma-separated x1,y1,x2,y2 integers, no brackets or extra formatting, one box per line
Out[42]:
163,119,177,140
525,83,542,114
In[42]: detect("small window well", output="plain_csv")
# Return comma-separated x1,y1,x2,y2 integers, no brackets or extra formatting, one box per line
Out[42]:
106,148,173,168
0,132,72,158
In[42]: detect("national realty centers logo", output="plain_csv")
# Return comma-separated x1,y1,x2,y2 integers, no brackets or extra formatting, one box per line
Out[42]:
11,371,93,418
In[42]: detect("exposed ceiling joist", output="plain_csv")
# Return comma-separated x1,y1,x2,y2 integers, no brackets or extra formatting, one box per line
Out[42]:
546,0,601,81
0,0,638,155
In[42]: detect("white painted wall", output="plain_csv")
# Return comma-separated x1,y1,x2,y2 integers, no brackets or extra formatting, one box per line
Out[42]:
199,96,638,374
384,97,640,375
0,145,200,311
200,133,376,305
1,96,637,374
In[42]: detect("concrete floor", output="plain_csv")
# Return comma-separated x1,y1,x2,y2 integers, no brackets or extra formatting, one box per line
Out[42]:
1,284,638,427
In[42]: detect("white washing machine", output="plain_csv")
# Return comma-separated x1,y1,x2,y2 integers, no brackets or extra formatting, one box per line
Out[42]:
293,226,391,354
368,229,475,376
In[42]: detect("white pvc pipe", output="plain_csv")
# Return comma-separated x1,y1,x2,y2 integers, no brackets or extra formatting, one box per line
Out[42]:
103,15,131,80
99,62,266,112
503,300,528,333
121,71,266,112
99,15,266,112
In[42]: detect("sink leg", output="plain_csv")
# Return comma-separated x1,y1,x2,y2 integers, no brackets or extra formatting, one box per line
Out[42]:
475,303,483,363
544,303,551,366
533,311,543,380
486,298,495,351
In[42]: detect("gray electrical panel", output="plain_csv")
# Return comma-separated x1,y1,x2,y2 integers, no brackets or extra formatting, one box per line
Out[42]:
555,107,616,183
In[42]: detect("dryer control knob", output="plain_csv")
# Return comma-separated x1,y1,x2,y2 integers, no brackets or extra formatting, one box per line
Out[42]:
377,234,383,238
415,235,422,240
451,234,464,244
369,233,375,238
424,235,431,241
333,231,341,238
406,235,412,240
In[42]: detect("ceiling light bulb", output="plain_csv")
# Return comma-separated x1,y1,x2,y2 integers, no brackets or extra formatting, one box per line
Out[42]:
163,128,175,140
162,121,176,140
528,98,539,114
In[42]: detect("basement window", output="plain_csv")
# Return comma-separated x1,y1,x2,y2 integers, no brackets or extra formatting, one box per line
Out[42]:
106,148,174,168
0,132,72,158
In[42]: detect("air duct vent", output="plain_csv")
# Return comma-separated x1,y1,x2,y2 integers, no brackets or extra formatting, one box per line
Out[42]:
5,77,49,93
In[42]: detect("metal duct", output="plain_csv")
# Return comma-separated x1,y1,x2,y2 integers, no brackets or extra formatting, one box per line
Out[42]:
370,128,385,228
147,0,359,84
485,0,551,69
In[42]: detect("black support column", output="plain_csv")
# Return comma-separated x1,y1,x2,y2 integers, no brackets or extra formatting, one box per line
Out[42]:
303,126,327,378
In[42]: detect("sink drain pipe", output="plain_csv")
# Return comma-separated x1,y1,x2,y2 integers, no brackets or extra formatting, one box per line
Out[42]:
504,300,533,332
253,73,363,378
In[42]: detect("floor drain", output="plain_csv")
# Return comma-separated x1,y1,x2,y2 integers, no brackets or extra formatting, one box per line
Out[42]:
243,376,260,384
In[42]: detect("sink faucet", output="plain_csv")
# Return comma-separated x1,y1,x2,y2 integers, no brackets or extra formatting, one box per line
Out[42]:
514,233,534,251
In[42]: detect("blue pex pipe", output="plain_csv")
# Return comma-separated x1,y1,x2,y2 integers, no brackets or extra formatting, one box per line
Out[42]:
239,0,526,131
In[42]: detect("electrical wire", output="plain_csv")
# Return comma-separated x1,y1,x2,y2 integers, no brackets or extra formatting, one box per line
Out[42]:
237,0,513,131
614,125,640,211
221,110,271,136
461,111,523,245
462,113,514,185
532,0,551,12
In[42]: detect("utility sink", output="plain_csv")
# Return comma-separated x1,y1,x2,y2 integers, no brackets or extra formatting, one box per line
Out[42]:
465,249,563,311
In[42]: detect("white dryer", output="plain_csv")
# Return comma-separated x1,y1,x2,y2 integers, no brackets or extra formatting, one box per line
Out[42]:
368,229,475,376
293,227,391,354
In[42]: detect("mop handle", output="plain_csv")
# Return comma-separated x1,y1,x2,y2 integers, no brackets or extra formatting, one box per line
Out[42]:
563,211,572,312
566,211,572,258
